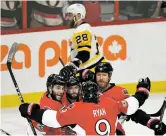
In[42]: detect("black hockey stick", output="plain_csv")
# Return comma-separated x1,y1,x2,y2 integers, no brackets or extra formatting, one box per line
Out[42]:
0,129,11,136
159,97,166,122
148,97,166,117
59,57,65,67
159,97,166,130
6,43,37,135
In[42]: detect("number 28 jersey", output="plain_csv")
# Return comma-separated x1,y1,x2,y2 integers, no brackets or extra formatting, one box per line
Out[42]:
70,22,103,71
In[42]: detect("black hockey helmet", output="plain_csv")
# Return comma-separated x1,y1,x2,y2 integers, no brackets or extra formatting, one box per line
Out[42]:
95,62,113,76
67,76,80,87
82,81,99,103
46,74,57,88
51,75,66,86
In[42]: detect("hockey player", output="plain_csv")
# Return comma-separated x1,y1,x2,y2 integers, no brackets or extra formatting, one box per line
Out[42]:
19,80,151,135
62,76,86,135
59,3,107,80
28,74,76,135
65,76,82,104
94,62,166,135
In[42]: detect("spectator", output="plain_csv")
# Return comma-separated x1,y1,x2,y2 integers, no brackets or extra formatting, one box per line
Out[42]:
151,1,165,18
138,1,161,18
160,1,166,17
119,1,165,20
30,0,69,28
1,0,22,31
119,1,142,20
100,1,115,21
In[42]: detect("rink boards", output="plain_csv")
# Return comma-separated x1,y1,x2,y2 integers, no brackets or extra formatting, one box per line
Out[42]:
1,22,166,108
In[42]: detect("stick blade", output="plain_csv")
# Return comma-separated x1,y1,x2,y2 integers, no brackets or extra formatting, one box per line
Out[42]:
7,42,19,63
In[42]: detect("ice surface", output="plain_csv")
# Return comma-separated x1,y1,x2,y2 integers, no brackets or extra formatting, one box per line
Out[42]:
1,93,166,135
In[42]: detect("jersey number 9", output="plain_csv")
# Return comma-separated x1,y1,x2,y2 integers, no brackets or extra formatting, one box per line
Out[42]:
76,34,88,44
95,119,111,135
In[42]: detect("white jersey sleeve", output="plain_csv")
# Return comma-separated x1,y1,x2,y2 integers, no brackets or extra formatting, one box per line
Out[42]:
120,96,139,115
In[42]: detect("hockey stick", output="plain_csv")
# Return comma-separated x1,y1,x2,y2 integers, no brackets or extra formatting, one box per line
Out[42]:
59,57,65,67
0,129,11,136
148,97,166,117
158,97,166,130
6,43,37,135
159,97,166,123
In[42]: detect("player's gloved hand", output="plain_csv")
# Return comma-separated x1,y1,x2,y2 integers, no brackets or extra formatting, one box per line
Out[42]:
147,118,166,135
61,126,77,135
82,69,95,82
19,103,40,118
136,77,151,99
59,59,82,80
69,58,82,71
59,65,76,80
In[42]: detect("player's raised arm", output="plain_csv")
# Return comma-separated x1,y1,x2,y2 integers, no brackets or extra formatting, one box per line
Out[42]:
118,77,151,115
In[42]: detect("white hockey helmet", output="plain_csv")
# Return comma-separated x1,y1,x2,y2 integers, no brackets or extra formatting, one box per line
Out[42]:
66,3,86,20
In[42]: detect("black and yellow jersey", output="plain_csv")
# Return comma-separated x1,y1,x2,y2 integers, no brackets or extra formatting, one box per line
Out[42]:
70,22,104,72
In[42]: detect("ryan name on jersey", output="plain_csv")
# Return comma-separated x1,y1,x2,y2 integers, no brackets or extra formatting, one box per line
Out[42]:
93,108,106,117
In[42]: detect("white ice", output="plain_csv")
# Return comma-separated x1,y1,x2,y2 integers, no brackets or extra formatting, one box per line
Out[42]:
1,93,166,136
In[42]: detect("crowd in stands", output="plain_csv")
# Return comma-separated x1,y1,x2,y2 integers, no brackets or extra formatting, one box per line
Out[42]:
1,0,166,31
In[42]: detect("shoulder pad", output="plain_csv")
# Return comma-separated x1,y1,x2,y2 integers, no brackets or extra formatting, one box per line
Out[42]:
75,23,92,33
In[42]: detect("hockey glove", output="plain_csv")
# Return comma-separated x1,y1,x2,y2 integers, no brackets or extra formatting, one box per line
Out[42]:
61,126,77,135
59,65,76,80
59,59,82,80
133,77,151,106
69,58,82,70
19,103,40,118
137,77,151,93
147,118,166,135
82,69,95,82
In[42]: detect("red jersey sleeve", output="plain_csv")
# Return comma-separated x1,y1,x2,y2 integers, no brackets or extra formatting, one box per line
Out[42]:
113,86,130,101
117,97,139,115
117,100,128,114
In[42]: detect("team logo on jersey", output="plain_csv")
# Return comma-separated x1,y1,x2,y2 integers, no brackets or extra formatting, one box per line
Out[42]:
121,100,127,107
122,89,129,95
67,103,75,109
59,106,68,113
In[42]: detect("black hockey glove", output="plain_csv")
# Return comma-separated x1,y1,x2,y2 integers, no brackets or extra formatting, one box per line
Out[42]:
82,69,95,82
147,118,166,135
61,126,77,135
137,77,151,93
19,103,45,124
59,59,82,80
59,65,76,81
133,77,151,106
19,103,40,118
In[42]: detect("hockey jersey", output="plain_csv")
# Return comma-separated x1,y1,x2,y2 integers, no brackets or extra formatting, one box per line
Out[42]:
30,92,76,135
42,96,140,135
70,22,104,71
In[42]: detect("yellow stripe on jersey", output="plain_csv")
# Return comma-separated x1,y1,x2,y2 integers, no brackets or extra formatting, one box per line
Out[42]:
80,54,101,67
72,30,92,47
76,57,106,77
77,47,91,52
